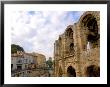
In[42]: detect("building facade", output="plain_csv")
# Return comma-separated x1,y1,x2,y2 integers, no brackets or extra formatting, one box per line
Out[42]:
11,53,25,71
11,51,36,72
54,11,100,77
32,53,46,68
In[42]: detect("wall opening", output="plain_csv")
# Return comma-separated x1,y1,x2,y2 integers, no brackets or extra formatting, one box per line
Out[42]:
67,66,76,77
11,64,13,72
11,64,13,69
70,43,74,54
66,28,73,39
82,14,100,50
17,65,22,71
87,18,99,48
86,65,100,77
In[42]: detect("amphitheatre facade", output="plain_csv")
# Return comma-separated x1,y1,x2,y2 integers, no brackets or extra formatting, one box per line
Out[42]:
54,11,100,77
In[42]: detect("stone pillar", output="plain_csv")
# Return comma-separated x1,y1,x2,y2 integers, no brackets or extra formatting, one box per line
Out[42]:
74,23,82,76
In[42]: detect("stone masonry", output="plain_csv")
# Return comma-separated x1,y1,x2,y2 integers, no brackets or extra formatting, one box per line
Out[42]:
54,11,100,77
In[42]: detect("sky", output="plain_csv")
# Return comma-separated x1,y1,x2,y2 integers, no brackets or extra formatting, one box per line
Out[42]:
11,11,84,60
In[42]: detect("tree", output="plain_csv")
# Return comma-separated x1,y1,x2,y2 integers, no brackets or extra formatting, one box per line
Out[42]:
11,44,24,54
46,57,53,69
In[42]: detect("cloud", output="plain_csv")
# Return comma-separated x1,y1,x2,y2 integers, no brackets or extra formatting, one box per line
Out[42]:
11,11,84,59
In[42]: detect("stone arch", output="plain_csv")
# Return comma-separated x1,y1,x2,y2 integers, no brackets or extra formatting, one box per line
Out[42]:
79,11,100,26
59,36,62,41
65,27,73,39
58,37,62,48
58,36,62,46
85,65,100,77
58,36,62,57
67,66,76,77
79,12,100,50
58,66,63,77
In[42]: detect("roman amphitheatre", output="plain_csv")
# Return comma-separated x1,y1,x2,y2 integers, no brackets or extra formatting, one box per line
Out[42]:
11,11,100,77
54,11,100,77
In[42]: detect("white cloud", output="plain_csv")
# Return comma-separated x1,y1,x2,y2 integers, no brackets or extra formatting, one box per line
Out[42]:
11,11,84,60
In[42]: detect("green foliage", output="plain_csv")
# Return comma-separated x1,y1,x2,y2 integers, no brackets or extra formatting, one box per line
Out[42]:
46,59,53,69
11,44,24,54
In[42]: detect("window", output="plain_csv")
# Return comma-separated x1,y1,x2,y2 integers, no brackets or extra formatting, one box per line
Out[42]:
70,43,74,53
66,28,73,39
17,60,22,63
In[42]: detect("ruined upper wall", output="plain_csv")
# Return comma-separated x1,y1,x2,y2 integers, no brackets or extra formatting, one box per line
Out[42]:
54,11,100,60
78,11,100,25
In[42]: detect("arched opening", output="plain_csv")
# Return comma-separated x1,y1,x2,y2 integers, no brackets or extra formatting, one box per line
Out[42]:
86,65,100,77
58,66,63,77
66,28,73,39
67,66,76,77
87,18,99,48
82,14,100,49
59,37,62,41
65,28,74,55
70,43,74,54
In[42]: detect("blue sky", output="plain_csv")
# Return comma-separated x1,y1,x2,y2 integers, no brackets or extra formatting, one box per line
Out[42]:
11,11,84,60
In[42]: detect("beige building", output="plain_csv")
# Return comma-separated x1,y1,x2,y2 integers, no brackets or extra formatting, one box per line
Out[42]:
11,51,46,72
11,52,24,71
11,51,36,72
32,52,46,68
54,11,100,77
